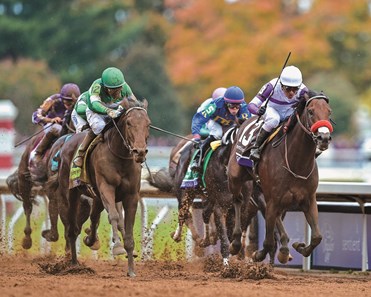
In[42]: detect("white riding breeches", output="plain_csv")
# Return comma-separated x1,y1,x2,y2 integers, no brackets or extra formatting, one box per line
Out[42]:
86,107,109,135
206,120,223,139
71,109,87,133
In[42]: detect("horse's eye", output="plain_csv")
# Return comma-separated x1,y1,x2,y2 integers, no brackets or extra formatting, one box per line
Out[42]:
308,109,314,117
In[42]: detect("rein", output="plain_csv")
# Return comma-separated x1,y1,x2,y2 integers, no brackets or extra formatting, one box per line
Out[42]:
108,106,147,160
282,95,329,179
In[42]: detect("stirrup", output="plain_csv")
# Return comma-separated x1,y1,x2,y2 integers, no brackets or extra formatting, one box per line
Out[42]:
73,156,83,168
249,148,260,162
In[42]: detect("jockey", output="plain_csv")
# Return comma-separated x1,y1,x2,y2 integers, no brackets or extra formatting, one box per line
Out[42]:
191,86,250,172
71,91,89,133
196,87,227,138
31,83,81,165
248,65,308,161
73,66,137,168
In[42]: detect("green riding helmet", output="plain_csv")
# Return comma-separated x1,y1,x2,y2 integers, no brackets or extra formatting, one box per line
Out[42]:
101,67,125,88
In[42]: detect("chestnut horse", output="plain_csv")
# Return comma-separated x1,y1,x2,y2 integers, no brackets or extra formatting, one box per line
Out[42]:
228,90,333,264
56,98,150,277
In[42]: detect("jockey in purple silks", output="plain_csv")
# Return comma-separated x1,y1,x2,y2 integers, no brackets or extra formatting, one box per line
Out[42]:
190,86,251,172
30,83,81,166
248,66,309,161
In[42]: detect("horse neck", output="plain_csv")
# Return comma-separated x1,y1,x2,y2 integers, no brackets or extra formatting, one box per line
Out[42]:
106,121,132,159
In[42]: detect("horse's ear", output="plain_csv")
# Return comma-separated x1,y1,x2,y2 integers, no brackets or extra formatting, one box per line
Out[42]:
142,98,148,110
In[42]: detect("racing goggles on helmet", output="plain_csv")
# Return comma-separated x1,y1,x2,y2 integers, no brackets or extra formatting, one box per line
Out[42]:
226,103,241,110
281,84,300,93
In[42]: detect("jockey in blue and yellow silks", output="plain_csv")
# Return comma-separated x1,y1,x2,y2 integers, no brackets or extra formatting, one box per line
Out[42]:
190,86,251,171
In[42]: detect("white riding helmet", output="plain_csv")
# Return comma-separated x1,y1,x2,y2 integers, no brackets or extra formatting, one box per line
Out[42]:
280,66,302,87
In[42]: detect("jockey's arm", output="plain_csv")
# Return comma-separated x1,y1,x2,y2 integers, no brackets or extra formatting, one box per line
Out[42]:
191,102,216,136
32,96,55,125
90,94,111,114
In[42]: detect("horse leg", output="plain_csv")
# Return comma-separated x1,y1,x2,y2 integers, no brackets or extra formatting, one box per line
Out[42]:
42,193,59,242
67,188,80,265
123,194,139,278
252,205,276,263
293,197,322,257
116,202,126,240
83,197,102,251
229,192,243,255
276,215,293,264
213,206,230,266
19,173,33,250
199,200,215,247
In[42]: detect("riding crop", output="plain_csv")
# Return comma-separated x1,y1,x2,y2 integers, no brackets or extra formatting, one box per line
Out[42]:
256,51,292,123
150,125,197,143
14,123,54,147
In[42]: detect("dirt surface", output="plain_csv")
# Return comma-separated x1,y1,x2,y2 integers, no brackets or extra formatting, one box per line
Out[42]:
0,254,370,297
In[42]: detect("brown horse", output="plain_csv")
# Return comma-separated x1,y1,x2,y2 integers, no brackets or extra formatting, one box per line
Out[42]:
6,112,75,249
56,98,150,277
149,130,288,265
227,90,333,264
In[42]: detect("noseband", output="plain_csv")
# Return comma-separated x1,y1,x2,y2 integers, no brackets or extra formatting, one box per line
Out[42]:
296,95,333,143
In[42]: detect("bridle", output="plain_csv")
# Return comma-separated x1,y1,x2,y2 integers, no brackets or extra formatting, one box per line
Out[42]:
296,95,332,143
108,106,148,159
283,95,332,179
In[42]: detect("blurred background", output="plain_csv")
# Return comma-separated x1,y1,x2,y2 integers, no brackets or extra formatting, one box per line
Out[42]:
1,0,371,169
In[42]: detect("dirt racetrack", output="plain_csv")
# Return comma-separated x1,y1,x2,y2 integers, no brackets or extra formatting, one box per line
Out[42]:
0,254,370,297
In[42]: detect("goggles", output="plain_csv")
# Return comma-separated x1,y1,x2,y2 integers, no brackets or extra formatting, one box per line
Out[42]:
62,99,74,106
226,103,241,110
281,84,300,93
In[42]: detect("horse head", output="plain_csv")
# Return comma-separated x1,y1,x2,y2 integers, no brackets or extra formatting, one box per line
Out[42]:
118,98,151,163
301,91,333,152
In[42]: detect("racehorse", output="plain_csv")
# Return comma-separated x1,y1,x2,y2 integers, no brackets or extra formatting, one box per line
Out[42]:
227,90,333,264
55,98,150,277
6,112,75,249
149,131,289,265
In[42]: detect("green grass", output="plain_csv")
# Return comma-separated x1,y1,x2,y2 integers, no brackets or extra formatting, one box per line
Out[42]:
5,201,188,261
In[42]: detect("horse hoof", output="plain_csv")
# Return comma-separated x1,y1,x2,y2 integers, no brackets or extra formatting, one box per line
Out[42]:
22,237,32,249
84,236,101,250
252,250,265,262
277,247,290,264
170,231,181,242
42,230,59,242
127,271,136,278
229,241,241,256
292,242,305,251
112,243,126,256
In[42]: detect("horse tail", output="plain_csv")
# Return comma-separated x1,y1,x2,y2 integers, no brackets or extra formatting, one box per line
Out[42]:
6,170,23,202
147,168,174,193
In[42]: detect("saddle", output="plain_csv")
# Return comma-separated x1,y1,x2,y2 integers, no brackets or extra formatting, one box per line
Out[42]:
69,135,103,189
180,140,222,189
236,124,284,168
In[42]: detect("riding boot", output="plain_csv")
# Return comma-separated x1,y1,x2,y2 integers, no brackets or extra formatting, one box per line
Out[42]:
33,131,58,164
73,130,96,168
249,129,270,162
191,135,216,172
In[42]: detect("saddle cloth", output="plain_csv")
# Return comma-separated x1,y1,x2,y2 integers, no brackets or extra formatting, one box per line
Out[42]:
69,135,102,189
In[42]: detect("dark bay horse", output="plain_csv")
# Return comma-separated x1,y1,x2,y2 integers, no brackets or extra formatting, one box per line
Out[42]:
227,90,333,264
6,113,75,249
56,99,150,277
149,132,288,265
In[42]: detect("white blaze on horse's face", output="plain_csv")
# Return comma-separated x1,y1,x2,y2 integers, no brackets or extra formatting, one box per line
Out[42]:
307,97,333,151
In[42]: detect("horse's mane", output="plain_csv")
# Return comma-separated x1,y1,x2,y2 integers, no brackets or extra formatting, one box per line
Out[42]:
284,89,325,133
